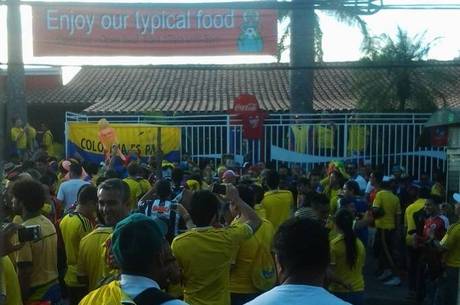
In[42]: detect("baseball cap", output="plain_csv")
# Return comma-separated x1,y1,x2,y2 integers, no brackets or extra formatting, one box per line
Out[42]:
382,176,393,182
223,170,239,179
111,213,167,269
453,193,460,204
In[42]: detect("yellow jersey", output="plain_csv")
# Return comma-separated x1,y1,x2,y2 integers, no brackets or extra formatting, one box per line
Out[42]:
11,127,27,149
139,179,151,194
171,223,253,305
315,126,334,149
42,130,54,155
77,226,113,291
372,190,401,230
15,215,58,288
404,199,426,246
1,256,23,305
329,234,365,293
230,218,274,294
123,177,142,210
60,212,94,287
261,190,294,232
440,223,460,268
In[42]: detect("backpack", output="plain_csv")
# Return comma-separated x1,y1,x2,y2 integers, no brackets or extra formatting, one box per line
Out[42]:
250,232,277,291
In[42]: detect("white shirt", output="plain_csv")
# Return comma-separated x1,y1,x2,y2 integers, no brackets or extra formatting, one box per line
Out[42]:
120,274,187,305
245,284,351,305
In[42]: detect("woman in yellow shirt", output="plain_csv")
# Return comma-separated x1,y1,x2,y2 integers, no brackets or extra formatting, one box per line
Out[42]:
329,209,366,305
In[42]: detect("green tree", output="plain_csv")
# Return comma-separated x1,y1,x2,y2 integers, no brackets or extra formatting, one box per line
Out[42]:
276,2,373,62
354,27,453,112
278,0,377,113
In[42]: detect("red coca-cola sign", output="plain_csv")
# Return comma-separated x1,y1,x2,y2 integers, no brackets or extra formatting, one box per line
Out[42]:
229,94,266,140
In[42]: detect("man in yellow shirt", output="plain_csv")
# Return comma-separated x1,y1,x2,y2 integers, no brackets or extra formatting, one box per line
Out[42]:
372,175,401,286
37,123,54,156
10,118,27,160
229,185,275,304
79,213,186,305
25,123,37,154
404,186,430,297
123,162,144,210
77,178,130,294
11,179,60,304
260,170,294,231
172,186,261,305
60,185,97,305
433,194,460,305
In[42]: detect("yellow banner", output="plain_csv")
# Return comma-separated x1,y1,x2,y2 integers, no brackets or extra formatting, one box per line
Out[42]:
68,122,180,157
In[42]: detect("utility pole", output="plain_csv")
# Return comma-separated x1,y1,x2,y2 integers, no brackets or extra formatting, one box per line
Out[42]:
6,0,26,136
290,0,315,113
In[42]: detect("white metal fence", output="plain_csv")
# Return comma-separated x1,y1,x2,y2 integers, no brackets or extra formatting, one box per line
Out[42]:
66,112,445,178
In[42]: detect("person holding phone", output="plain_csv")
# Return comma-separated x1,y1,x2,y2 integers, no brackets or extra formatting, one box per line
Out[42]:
171,185,261,305
10,178,61,305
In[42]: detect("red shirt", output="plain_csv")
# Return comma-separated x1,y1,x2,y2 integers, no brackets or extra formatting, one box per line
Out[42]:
423,216,446,241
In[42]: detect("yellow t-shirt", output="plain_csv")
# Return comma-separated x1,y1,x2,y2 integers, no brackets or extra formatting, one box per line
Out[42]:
11,127,27,149
261,190,294,232
315,126,334,149
77,226,113,291
171,223,253,305
440,223,460,268
348,126,367,152
324,187,340,215
139,179,151,194
42,130,54,155
254,204,266,219
15,215,58,288
291,125,309,153
26,126,36,149
1,256,23,305
230,219,274,294
123,177,142,210
372,190,401,230
329,235,365,293
60,212,94,287
404,199,426,246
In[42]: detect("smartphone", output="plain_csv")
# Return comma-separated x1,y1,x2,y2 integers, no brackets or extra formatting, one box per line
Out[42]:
212,183,227,195
18,225,41,243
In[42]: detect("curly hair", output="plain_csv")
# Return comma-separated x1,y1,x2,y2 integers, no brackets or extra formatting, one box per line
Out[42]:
11,178,46,213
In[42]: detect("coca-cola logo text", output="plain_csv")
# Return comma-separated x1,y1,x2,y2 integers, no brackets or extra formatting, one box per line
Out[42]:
233,103,258,112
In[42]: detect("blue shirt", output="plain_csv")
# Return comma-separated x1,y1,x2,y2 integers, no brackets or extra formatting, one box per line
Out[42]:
245,284,350,305
57,179,90,210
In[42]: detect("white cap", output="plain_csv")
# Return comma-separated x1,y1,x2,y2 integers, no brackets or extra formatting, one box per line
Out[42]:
382,176,393,182
453,193,460,204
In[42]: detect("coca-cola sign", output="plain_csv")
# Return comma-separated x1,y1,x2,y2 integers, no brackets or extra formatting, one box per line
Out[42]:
229,94,266,140
232,94,260,113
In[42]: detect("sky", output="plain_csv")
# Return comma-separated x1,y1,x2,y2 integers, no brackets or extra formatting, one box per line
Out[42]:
1,0,460,70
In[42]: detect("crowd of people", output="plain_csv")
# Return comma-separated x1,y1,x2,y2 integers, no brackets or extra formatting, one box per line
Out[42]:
1,138,459,305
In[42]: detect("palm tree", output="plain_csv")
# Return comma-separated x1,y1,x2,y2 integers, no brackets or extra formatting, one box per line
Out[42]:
276,1,375,62
354,27,453,112
279,0,379,113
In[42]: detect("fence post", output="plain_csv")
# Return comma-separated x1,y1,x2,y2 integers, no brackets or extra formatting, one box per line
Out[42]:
343,114,348,160
226,115,231,155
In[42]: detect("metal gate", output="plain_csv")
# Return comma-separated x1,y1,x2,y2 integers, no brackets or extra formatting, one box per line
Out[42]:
66,112,445,178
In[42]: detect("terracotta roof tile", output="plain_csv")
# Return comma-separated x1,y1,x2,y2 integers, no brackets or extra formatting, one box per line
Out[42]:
23,62,460,113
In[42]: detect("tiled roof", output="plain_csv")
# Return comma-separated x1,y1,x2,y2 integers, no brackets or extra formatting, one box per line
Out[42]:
25,62,460,113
